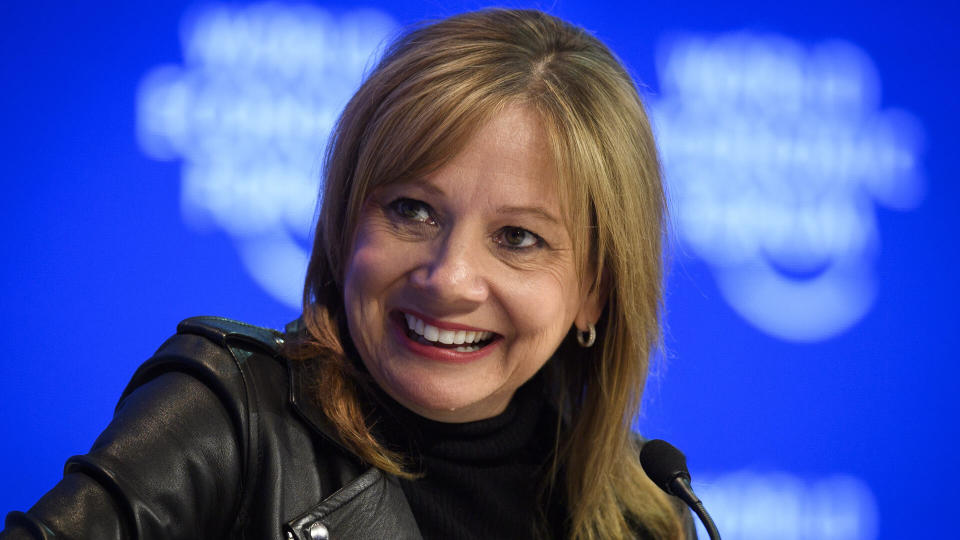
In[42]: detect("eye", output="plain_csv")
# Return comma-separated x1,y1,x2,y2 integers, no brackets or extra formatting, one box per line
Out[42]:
390,198,435,225
495,227,542,250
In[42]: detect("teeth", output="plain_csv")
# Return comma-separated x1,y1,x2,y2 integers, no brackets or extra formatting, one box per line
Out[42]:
402,313,492,346
438,329,455,344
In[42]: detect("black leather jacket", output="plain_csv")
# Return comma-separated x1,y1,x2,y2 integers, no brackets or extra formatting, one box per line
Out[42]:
2,316,421,540
2,317,696,540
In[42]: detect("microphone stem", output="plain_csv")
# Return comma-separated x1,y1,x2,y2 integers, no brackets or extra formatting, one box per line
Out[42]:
669,477,721,540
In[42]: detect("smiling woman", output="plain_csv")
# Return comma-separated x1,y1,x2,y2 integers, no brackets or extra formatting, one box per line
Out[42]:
2,8,692,540
289,8,690,539
344,105,599,424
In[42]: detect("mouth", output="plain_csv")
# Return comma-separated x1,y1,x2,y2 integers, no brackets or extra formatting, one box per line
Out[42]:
392,310,499,353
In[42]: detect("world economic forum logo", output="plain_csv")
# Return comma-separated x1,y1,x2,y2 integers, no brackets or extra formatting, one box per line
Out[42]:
136,3,396,308
650,33,924,342
136,5,923,343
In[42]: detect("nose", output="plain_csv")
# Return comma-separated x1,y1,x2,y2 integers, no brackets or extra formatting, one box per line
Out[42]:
409,230,489,310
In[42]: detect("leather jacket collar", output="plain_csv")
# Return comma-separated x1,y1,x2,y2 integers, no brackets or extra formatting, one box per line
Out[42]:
177,316,423,540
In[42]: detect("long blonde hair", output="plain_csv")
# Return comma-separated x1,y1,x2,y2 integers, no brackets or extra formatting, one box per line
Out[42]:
287,9,684,539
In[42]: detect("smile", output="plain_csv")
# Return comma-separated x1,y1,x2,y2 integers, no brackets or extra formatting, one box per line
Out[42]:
397,311,497,353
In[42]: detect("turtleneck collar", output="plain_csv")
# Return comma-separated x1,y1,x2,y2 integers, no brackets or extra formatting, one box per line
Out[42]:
367,372,552,468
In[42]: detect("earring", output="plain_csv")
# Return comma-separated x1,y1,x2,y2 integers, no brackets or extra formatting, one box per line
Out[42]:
576,323,596,348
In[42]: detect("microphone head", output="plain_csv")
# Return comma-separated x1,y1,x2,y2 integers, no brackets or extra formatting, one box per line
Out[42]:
639,439,691,495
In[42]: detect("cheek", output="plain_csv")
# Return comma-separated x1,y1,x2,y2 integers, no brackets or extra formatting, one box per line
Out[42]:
345,243,381,295
504,268,580,339
344,234,403,374
343,230,393,336
345,226,404,298
344,224,424,340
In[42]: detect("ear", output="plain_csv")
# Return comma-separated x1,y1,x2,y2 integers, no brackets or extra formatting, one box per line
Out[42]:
575,270,609,331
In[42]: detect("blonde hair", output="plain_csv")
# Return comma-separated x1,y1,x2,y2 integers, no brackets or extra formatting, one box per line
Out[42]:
287,9,684,539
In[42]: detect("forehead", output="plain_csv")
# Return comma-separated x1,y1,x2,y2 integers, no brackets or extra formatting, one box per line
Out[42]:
423,105,562,208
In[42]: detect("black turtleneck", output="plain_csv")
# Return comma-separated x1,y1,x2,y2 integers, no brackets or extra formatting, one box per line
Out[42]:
369,377,568,540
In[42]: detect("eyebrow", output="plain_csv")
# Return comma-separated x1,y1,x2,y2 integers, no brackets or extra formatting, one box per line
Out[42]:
411,181,446,198
402,179,562,226
497,206,562,225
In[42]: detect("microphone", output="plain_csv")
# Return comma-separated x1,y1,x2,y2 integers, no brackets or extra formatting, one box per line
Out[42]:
639,439,721,540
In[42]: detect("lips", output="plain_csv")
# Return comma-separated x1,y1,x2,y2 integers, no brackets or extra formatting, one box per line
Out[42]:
391,310,499,356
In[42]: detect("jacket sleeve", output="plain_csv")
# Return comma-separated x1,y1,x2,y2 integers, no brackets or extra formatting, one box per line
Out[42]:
1,336,246,539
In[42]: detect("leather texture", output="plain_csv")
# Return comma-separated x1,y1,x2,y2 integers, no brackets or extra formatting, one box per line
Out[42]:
1,317,421,540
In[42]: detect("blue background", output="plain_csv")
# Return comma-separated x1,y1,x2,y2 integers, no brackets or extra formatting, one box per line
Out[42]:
1,1,956,538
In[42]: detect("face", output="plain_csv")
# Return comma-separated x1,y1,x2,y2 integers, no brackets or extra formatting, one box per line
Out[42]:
343,105,604,422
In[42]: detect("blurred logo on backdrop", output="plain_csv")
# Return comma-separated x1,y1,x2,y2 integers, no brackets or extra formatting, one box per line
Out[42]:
694,471,878,540
136,3,396,308
136,6,923,338
650,33,924,342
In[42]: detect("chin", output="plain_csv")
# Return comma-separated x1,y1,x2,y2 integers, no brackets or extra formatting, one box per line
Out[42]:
378,366,508,422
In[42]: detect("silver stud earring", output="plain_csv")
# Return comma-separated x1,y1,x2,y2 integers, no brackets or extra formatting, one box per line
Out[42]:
576,323,596,348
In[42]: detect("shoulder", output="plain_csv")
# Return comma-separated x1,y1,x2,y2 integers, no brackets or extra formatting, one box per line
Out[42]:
137,316,285,381
134,316,356,458
122,316,286,413
175,316,286,351
0,317,289,539
120,316,293,453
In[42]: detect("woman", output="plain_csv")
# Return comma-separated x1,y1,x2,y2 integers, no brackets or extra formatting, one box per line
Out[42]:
2,8,692,540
